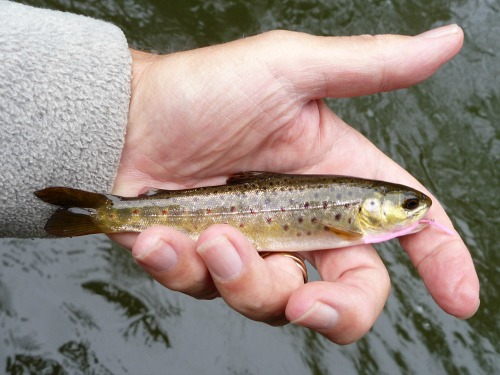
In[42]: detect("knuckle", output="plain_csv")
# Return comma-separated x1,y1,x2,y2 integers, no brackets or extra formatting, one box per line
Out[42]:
155,265,217,299
239,292,276,316
343,34,394,92
258,29,309,50
227,286,287,322
260,29,293,41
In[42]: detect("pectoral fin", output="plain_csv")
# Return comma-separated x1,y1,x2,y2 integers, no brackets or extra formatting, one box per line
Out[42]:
324,225,364,241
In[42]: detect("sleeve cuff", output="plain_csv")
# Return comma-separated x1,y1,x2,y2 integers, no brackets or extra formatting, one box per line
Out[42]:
0,1,131,237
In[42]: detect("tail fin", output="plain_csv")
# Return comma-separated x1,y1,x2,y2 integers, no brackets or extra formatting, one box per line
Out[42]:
34,187,109,208
34,187,112,237
44,209,101,237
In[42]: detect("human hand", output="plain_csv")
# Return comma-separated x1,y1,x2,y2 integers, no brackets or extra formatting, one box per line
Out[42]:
111,24,479,344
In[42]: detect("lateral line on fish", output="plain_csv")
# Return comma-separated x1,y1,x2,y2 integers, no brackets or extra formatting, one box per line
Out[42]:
137,205,335,217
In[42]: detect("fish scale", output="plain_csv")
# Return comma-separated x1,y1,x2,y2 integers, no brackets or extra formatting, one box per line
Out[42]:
34,171,432,251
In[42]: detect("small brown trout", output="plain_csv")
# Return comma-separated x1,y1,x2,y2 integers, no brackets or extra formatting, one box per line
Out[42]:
35,171,434,251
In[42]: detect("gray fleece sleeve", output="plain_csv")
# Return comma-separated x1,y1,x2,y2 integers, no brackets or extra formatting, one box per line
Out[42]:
0,1,131,237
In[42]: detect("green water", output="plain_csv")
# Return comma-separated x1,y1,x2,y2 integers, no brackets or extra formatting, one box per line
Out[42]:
2,0,499,374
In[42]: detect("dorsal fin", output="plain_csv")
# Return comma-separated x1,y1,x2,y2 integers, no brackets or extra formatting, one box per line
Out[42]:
226,171,279,185
137,188,173,198
34,187,109,208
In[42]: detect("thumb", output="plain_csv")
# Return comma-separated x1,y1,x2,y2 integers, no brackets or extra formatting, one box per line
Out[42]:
242,24,463,99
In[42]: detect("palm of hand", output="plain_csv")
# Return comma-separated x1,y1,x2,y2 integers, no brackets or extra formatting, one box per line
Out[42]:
114,35,378,194
111,30,479,344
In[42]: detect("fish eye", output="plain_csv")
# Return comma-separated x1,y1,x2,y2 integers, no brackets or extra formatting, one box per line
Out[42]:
403,198,420,210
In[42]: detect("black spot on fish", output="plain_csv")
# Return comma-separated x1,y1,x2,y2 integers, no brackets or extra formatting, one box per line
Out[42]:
348,218,353,225
306,231,312,236
281,207,286,212
298,217,304,224
323,201,328,209
304,202,310,209
239,223,244,228
297,232,302,237
311,217,318,224
230,206,236,212
323,226,329,231
283,224,289,231
266,217,273,224
335,213,342,221
344,203,350,209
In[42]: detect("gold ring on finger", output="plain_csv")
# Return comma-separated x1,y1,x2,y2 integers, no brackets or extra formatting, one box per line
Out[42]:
259,251,308,284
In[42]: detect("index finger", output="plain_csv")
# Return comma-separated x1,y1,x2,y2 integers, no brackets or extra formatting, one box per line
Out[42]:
367,150,479,318
399,197,480,319
371,158,480,319
308,103,479,319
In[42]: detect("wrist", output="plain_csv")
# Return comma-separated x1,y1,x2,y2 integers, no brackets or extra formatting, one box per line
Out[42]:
114,49,161,196
130,49,159,93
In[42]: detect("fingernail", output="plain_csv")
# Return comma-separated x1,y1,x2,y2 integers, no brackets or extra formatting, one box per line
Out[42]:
134,237,178,272
291,302,339,330
196,235,243,280
416,24,460,39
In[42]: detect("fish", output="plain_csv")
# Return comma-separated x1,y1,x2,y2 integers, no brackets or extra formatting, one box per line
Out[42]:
35,171,434,251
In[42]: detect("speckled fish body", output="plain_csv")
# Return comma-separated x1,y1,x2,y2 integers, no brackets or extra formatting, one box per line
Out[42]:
35,172,432,251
